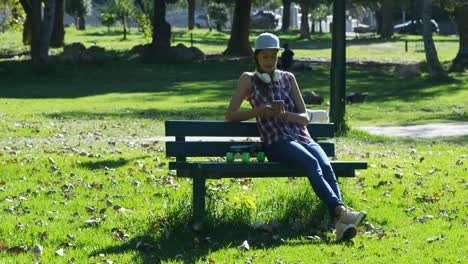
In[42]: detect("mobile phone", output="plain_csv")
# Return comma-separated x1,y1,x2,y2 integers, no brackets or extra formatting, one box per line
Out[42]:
272,100,285,112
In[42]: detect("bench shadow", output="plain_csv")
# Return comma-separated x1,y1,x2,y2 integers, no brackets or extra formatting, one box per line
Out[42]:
78,156,149,170
94,189,356,263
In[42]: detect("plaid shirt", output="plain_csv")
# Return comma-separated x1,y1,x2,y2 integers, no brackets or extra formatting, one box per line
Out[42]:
247,71,313,146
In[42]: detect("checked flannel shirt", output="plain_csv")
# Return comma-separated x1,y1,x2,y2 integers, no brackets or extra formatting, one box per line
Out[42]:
247,71,313,146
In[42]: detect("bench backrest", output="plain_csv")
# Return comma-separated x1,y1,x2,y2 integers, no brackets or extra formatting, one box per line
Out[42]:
165,120,335,161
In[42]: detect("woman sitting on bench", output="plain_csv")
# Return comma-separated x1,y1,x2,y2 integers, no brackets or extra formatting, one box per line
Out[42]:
225,32,367,242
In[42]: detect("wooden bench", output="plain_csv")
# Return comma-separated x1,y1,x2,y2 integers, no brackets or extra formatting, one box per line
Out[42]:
165,120,367,222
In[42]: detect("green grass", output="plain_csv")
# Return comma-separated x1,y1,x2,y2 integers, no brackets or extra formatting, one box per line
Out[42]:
0,57,466,135
0,26,467,263
0,26,460,62
0,129,466,263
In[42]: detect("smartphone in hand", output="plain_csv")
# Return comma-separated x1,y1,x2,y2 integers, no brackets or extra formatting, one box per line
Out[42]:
272,100,285,113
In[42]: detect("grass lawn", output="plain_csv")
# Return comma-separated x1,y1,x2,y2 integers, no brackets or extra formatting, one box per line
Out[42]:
0,26,460,62
0,26,467,263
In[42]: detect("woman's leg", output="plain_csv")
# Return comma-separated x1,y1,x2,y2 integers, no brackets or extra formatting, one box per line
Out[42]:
302,143,367,228
266,140,343,212
302,142,342,202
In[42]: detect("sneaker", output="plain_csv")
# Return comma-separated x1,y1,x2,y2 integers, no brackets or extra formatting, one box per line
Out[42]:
340,209,367,227
335,221,357,242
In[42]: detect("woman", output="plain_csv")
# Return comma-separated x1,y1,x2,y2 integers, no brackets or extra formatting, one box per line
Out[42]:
225,32,367,242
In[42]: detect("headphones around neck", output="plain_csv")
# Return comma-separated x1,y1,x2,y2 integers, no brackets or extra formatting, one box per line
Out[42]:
255,69,280,84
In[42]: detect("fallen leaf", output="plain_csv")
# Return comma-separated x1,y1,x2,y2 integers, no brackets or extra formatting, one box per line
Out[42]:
85,206,97,214
55,248,65,256
33,245,43,256
0,241,8,251
85,218,102,226
238,240,250,251
305,235,322,242
8,245,28,255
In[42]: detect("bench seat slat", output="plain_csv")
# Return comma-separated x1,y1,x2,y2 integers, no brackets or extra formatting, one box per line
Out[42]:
169,161,367,178
166,141,335,158
165,120,334,138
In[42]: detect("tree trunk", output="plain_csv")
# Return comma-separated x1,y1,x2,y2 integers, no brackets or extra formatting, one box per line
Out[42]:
281,0,291,31
451,4,468,72
188,0,195,30
23,17,32,45
421,0,444,77
319,19,323,33
153,0,171,48
20,0,32,45
123,16,127,40
78,14,86,30
311,19,315,33
31,0,41,62
39,0,56,63
299,2,310,39
50,0,65,48
223,0,252,56
379,0,394,38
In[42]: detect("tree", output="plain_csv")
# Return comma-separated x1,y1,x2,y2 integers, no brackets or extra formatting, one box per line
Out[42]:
133,0,153,41
439,1,468,71
187,0,195,29
311,2,331,34
297,0,312,39
1,0,25,32
152,0,171,48
281,0,291,31
19,0,32,44
208,2,229,31
112,0,136,40
98,10,118,33
50,0,65,47
421,0,445,77
28,0,55,63
379,0,394,38
65,0,92,30
451,3,468,71
224,0,252,56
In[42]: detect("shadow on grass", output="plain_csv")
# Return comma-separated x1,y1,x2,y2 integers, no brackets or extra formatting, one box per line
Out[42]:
43,106,227,121
1,50,465,109
0,53,250,99
77,156,149,170
95,186,357,263
82,30,143,37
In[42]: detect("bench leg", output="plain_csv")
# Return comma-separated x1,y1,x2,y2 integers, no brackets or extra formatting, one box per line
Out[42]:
192,177,206,225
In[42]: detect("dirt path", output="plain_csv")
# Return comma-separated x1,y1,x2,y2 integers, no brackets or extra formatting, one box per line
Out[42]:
358,122,468,138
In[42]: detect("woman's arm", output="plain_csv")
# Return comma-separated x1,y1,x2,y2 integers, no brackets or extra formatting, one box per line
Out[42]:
225,73,281,122
280,72,310,126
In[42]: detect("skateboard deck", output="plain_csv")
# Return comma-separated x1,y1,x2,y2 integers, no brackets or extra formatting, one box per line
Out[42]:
226,143,265,162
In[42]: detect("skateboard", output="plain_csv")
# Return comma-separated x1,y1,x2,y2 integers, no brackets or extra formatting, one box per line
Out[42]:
226,143,266,163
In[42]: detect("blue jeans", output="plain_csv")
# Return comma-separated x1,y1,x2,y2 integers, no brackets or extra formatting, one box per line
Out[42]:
265,139,343,214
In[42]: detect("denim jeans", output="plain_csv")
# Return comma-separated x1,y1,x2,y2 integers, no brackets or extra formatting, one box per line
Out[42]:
265,139,343,213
